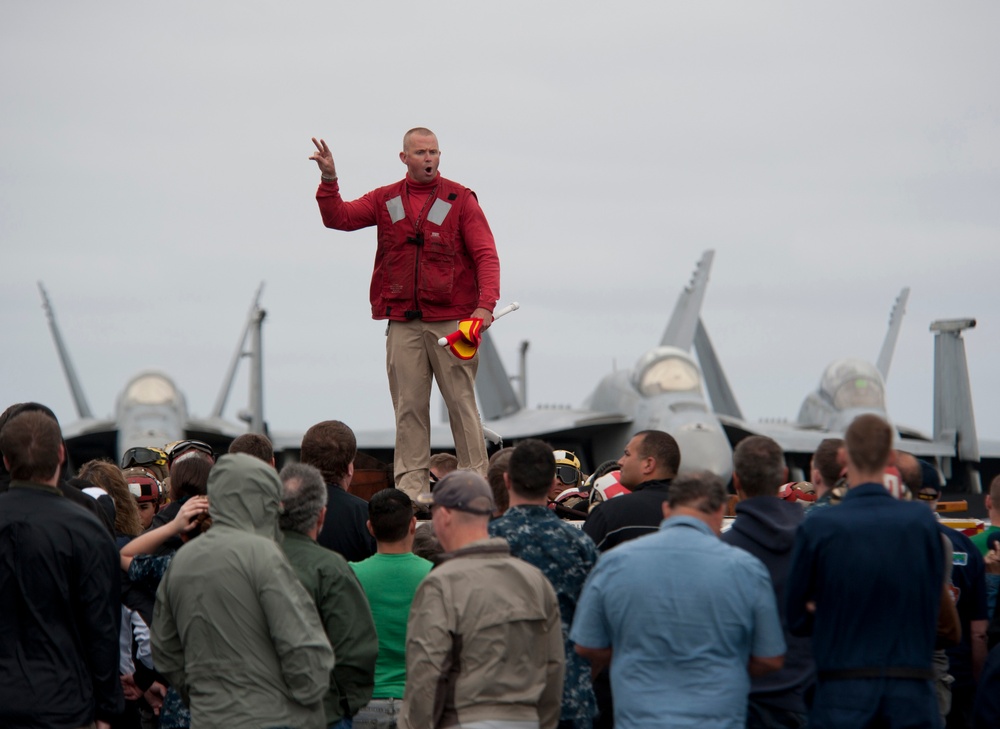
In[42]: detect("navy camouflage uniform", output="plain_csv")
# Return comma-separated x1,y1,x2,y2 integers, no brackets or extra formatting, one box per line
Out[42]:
129,554,190,729
489,505,599,728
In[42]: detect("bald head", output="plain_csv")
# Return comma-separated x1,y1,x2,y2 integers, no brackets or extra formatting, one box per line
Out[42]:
403,127,437,151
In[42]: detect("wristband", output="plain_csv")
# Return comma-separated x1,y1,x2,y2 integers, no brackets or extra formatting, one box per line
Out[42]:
321,174,337,183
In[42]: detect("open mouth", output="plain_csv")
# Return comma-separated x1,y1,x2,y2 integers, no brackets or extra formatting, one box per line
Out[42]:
425,166,433,174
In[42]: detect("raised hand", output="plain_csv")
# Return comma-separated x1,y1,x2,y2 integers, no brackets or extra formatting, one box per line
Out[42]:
309,137,337,179
173,495,210,534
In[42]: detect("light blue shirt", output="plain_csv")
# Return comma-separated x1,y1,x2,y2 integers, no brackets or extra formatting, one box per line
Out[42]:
570,515,785,729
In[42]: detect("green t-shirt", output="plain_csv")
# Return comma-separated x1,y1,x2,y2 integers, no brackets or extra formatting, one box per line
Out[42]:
970,524,999,556
350,552,433,698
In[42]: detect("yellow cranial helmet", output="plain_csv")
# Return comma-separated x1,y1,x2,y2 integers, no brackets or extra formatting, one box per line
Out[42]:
553,450,582,486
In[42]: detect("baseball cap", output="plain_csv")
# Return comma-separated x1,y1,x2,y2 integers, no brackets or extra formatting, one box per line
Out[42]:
416,470,495,515
915,459,942,501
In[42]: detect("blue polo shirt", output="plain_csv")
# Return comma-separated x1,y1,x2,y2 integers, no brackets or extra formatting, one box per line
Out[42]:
571,515,785,729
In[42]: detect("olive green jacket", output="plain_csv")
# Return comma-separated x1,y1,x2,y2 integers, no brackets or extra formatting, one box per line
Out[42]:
152,454,335,729
282,529,379,724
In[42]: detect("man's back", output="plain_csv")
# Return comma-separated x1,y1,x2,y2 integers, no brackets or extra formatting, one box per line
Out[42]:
155,526,332,727
786,483,943,671
722,496,814,715
350,551,432,699
283,530,379,724
400,538,564,729
0,483,123,728
572,517,785,729
152,455,334,729
490,505,599,723
318,483,376,561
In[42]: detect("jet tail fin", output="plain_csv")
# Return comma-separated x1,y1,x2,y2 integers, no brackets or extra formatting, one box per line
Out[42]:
694,318,744,420
212,283,266,433
38,283,93,419
660,250,714,351
876,287,910,380
931,318,981,493
475,331,522,420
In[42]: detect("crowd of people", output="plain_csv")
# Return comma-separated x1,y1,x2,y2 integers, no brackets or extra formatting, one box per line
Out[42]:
2,401,1000,729
10,126,1000,729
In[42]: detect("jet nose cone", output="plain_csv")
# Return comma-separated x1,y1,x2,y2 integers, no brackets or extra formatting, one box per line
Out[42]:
672,422,734,484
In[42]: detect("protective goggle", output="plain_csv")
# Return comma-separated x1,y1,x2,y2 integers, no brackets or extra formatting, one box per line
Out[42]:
555,464,581,486
121,446,168,470
165,439,215,465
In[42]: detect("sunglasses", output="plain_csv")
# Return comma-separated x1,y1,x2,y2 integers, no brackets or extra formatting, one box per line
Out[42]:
121,447,168,470
165,439,215,465
555,464,581,486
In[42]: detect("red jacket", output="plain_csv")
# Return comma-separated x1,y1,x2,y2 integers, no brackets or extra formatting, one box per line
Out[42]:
317,175,500,322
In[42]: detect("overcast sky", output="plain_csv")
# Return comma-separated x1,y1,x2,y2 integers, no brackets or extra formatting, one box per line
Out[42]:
3,2,999,448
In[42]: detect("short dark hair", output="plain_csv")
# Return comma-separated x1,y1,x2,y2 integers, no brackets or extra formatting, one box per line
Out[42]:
812,438,844,486
279,462,328,534
169,455,212,501
668,471,728,515
634,430,681,476
368,488,413,542
733,436,785,498
229,433,274,463
507,439,555,499
845,414,893,472
0,410,62,482
0,401,60,433
301,420,356,483
486,447,513,514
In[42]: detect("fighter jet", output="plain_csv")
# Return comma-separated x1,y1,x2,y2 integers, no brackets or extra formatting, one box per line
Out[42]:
695,288,997,494
39,283,267,468
474,250,735,482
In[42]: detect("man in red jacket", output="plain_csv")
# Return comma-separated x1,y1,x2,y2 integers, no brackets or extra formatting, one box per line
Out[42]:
310,128,500,499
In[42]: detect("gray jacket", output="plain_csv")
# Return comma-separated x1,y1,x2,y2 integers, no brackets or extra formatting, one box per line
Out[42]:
152,454,335,729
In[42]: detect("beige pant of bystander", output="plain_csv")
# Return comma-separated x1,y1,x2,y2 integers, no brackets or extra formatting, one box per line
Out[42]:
387,319,488,499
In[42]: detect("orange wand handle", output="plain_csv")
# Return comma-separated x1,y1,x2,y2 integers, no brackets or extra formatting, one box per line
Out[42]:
437,302,520,347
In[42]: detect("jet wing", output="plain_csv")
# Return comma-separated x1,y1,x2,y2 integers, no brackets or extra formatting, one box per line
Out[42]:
484,409,634,441
272,411,632,456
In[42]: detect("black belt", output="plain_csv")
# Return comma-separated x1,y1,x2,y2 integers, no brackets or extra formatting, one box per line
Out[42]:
819,667,935,681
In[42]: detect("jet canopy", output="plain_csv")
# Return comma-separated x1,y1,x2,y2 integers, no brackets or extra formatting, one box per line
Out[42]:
632,347,703,397
123,373,182,406
818,358,886,410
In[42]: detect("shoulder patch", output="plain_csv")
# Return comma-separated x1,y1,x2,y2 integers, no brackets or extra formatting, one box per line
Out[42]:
447,192,458,201
953,551,968,566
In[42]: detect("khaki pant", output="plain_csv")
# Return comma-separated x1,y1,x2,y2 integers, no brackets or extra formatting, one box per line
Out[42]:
387,319,488,499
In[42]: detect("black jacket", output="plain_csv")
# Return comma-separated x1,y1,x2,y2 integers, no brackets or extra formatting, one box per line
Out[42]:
317,483,376,562
722,495,815,713
582,478,671,552
0,481,124,727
